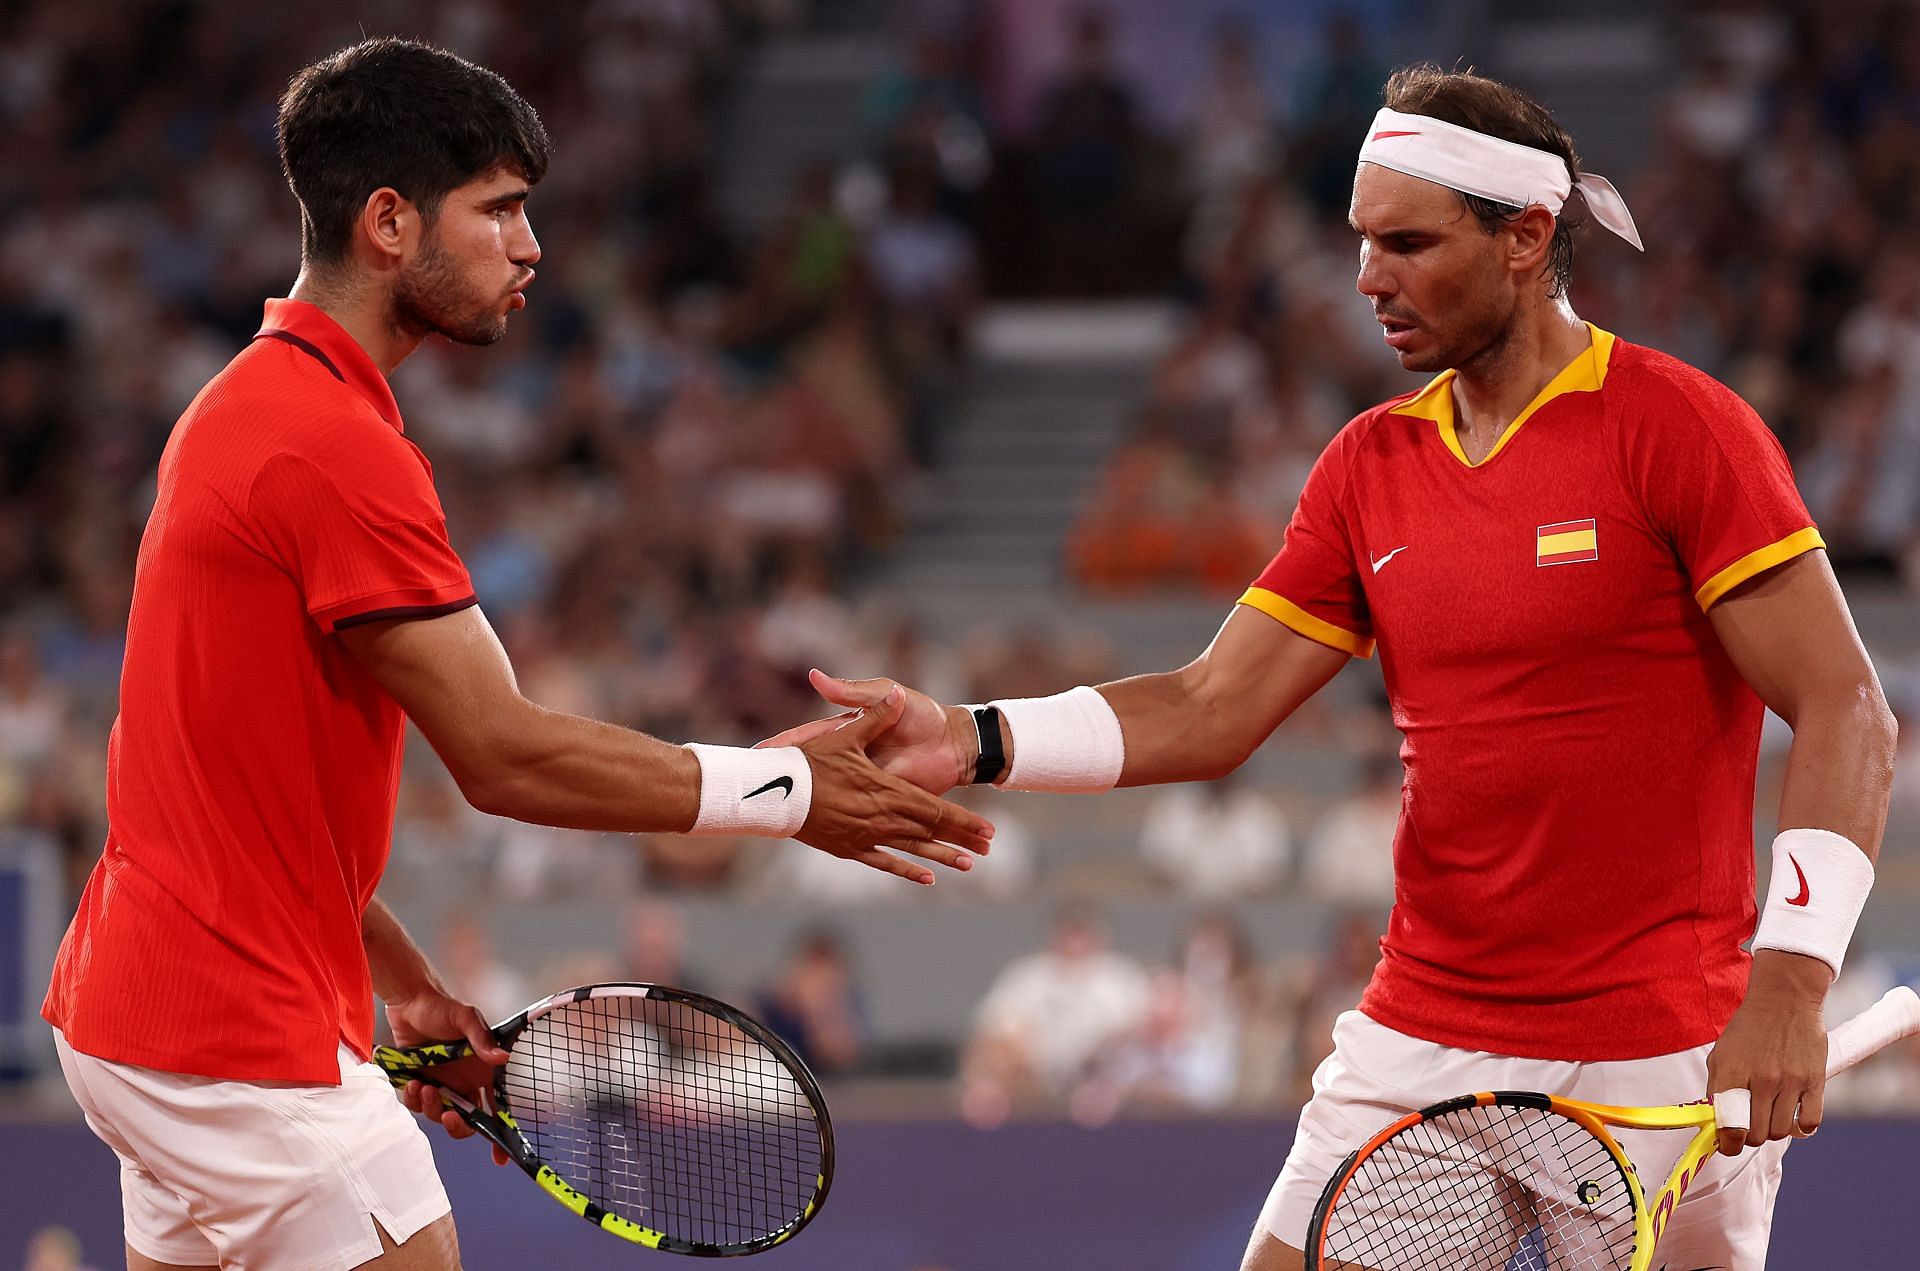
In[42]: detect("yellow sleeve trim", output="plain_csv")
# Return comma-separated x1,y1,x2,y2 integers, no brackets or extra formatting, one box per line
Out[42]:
1693,527,1826,610
1237,587,1375,658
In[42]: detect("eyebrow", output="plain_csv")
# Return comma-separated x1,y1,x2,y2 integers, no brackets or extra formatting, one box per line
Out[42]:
480,187,531,210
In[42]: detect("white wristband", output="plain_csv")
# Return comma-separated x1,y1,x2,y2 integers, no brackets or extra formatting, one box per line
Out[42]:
685,744,812,838
989,685,1126,793
1751,828,1874,977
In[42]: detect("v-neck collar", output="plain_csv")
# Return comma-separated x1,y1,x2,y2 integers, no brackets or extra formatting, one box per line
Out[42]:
1390,323,1616,469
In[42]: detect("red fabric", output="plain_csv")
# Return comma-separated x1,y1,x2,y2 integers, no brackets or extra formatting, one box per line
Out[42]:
1246,335,1819,1060
43,299,474,1082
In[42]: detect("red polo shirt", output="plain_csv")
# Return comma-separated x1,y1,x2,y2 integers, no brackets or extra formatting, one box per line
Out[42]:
1241,326,1821,1061
43,299,475,1082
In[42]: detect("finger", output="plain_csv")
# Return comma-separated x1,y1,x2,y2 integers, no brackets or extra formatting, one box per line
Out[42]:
1796,1077,1825,1138
1763,1084,1799,1145
848,845,936,886
809,668,896,710
756,711,859,749
400,1079,427,1115
886,838,975,871
1710,1085,1750,1157
457,1008,509,1066
1746,1078,1782,1149
914,789,995,852
493,1143,511,1167
441,1107,474,1139
837,685,907,746
418,1083,445,1123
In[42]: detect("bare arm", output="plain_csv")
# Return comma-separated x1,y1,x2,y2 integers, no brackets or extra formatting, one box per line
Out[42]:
1704,549,1897,1150
341,605,700,831
1100,606,1353,786
1709,550,1896,859
789,605,1352,793
340,606,992,878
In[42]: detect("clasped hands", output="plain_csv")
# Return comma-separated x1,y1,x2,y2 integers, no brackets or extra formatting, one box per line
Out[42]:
764,669,986,885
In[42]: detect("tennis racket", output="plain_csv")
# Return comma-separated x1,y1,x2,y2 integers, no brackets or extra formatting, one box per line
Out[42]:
374,982,833,1256
1306,985,1920,1270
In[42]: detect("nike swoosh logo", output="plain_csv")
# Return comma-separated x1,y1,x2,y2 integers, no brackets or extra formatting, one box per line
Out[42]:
1371,130,1420,140
745,776,794,801
1786,853,1810,906
1369,546,1409,574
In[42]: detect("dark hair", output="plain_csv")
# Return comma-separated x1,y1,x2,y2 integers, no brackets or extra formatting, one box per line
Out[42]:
1383,65,1582,297
277,38,549,264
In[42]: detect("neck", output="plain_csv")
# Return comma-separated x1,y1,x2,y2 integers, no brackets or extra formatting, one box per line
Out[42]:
1448,297,1590,451
287,264,426,378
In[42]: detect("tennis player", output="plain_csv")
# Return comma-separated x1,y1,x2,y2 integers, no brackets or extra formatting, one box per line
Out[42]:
40,39,990,1271
783,67,1895,1270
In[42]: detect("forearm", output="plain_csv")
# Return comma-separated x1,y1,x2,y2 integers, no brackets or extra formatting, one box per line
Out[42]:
460,700,701,833
1749,687,1895,996
364,896,445,1004
1773,686,1897,861
1100,668,1267,786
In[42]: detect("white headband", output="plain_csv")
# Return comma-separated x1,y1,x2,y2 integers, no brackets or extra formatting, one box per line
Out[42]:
1357,107,1643,251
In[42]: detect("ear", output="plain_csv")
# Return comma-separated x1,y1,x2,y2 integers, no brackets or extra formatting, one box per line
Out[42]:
357,187,419,270
1506,204,1557,284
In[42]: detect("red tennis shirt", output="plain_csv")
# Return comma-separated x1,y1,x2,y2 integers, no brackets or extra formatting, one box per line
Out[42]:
1241,326,1823,1061
42,299,476,1083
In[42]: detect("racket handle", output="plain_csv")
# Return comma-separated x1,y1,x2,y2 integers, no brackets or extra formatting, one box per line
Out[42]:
1826,985,1920,1078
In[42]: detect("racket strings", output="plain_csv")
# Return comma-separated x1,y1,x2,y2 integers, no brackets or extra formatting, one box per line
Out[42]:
1319,1103,1639,1270
501,994,822,1250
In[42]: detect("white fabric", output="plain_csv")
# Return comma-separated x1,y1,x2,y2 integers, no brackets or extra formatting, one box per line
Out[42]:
1260,1011,1786,1267
1752,827,1875,975
990,685,1126,793
973,949,1150,1091
1137,784,1290,899
686,743,812,837
1359,107,1644,251
53,1030,450,1270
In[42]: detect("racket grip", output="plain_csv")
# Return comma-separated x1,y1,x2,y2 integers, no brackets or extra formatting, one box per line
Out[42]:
1826,985,1920,1078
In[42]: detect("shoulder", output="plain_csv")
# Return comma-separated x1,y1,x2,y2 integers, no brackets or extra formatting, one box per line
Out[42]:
1602,340,1764,433
187,341,408,461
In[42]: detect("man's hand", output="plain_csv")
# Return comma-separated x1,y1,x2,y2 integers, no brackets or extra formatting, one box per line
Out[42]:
387,990,513,1166
1706,950,1830,1156
759,670,976,796
791,683,991,883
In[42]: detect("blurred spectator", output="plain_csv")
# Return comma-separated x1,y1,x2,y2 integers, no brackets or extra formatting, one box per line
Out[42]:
1186,19,1276,207
754,927,870,1076
437,915,530,1023
1137,772,1291,900
1287,908,1387,1105
960,903,1149,1127
1031,8,1142,293
23,1226,99,1271
1073,910,1268,1122
622,899,694,988
1298,755,1401,908
0,631,66,776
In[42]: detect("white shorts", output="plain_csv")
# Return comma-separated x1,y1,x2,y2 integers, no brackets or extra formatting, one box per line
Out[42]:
54,1029,451,1270
1260,1011,1788,1270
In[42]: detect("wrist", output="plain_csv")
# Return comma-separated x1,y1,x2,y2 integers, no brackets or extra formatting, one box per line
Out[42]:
1746,949,1833,1007
944,705,978,787
685,743,813,837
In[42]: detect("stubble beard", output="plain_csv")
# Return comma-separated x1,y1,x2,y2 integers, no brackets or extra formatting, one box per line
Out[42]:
394,234,509,347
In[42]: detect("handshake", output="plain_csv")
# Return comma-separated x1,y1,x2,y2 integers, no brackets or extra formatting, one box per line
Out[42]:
748,669,996,888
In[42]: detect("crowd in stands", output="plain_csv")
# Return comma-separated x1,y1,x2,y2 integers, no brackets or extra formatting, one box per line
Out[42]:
4,0,1920,1120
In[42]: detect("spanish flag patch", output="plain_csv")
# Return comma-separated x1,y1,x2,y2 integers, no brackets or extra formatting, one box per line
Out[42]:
1537,518,1598,566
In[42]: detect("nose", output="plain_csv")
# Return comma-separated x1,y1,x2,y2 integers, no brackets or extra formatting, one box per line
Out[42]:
514,219,541,268
1355,240,1392,301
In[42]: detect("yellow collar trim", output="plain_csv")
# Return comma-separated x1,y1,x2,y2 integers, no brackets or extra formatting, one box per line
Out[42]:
1392,323,1617,468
